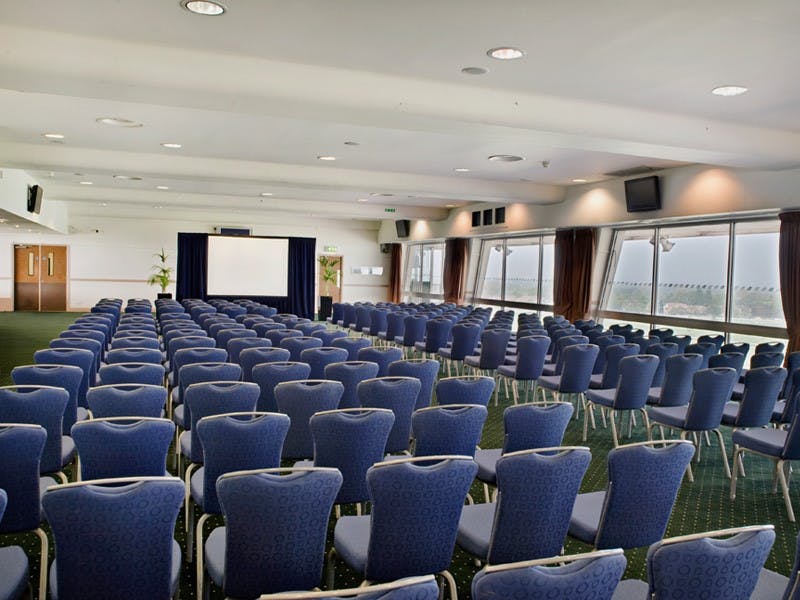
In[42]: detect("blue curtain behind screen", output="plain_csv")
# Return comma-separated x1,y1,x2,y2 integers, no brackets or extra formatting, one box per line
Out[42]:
288,237,316,319
176,232,208,301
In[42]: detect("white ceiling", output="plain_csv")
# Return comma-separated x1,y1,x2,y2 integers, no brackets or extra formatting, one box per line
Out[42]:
0,0,798,223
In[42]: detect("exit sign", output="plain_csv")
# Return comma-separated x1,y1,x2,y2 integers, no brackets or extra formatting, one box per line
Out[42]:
323,246,338,253
384,208,396,213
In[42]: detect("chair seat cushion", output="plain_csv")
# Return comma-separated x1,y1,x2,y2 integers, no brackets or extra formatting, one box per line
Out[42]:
731,382,744,401
293,459,313,468
568,490,607,544
464,355,481,368
497,365,516,378
171,388,181,407
732,427,787,456
646,387,662,405
772,400,786,422
333,515,371,575
586,388,616,408
76,407,89,422
179,431,191,457
538,375,562,391
721,401,740,425
205,526,227,588
456,502,495,560
588,373,604,389
647,406,688,429
503,355,517,366
394,336,404,345
190,467,204,506
750,567,790,600
414,341,427,352
541,364,556,376
61,436,76,468
173,404,185,429
438,348,453,359
475,448,501,484
0,546,29,600
610,579,649,599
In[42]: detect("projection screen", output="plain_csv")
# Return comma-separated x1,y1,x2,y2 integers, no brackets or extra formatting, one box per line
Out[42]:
206,235,289,296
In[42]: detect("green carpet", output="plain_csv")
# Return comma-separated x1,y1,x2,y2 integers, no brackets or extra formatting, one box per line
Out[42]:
0,312,797,599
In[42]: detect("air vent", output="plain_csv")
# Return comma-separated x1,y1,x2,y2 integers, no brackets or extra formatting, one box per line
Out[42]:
603,166,659,178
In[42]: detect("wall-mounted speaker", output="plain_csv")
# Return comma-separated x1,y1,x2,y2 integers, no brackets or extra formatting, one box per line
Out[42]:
27,185,43,214
213,226,251,236
395,219,410,238
380,243,392,254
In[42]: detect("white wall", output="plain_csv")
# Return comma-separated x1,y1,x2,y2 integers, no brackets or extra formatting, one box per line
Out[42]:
0,168,68,232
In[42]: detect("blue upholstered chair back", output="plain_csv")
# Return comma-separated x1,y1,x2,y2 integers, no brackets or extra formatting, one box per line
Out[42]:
106,347,163,365
420,318,453,353
310,408,394,504
42,477,184,600
756,340,786,355
34,347,94,408
198,412,290,514
0,424,46,532
332,336,373,361
709,351,746,376
598,343,639,389
384,311,408,341
254,322,286,337
110,336,160,350
592,335,626,375
721,342,750,356
98,362,165,386
502,401,573,454
172,346,227,390
355,306,374,332
664,335,692,353
358,377,421,454
648,328,674,342
217,329,257,353
753,351,785,370
367,309,389,336
227,336,272,364
217,468,342,597
697,334,725,353
365,456,478,582
782,414,800,460
87,383,167,418
490,447,591,563
281,336,324,362
513,335,550,380
400,315,428,347
185,382,259,463
475,329,511,370
471,549,626,600
50,337,102,377
647,526,775,599
330,302,345,325
257,576,439,599
312,329,348,346
684,368,738,430
412,404,487,458
72,417,174,479
645,342,679,388
0,385,69,474
733,366,787,427
265,328,303,347
612,355,659,410
167,333,213,361
446,323,481,361
558,344,600,393
435,376,495,407
179,362,242,425
252,361,312,412
325,361,380,409
654,353,703,408
295,323,327,336
342,304,358,328
358,346,403,377
12,364,83,433
275,380,345,459
208,322,242,340
387,359,440,411
684,342,717,369
596,440,695,549
303,347,350,379
239,347,288,382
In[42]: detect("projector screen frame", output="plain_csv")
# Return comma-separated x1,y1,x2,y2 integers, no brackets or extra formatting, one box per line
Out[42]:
206,233,290,297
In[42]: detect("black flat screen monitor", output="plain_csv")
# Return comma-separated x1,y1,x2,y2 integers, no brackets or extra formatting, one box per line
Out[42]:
27,185,43,214
625,176,661,213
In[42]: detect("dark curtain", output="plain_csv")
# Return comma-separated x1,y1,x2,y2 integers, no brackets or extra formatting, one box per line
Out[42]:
176,233,208,301
553,228,596,322
388,243,402,303
443,238,469,305
779,212,800,358
288,237,316,320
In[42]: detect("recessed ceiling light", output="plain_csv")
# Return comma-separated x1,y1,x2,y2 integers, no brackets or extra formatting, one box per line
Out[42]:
161,142,182,149
42,133,65,140
98,202,108,206
27,229,32,232
79,181,93,185
711,85,748,97
96,117,143,128
317,155,337,161
156,185,169,190
461,67,488,75
572,178,587,183
153,205,164,209
73,173,84,177
453,168,471,173
113,175,142,180
0,218,7,223
343,141,360,146
357,198,369,202
370,192,394,197
488,154,525,162
446,204,456,208
14,224,20,228
487,47,525,60
181,0,226,15
260,192,273,197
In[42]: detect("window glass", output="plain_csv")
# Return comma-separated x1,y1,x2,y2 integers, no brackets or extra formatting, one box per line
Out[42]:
403,242,445,300
603,229,654,314
540,235,555,306
731,221,784,328
475,242,504,300
504,237,540,303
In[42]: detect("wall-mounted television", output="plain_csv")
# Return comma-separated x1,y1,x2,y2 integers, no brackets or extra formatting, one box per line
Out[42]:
624,175,661,213
27,185,43,214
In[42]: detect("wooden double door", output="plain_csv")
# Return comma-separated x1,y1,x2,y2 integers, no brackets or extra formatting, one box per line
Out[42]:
14,244,68,311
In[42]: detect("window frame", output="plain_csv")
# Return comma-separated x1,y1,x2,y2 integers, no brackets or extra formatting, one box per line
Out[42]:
401,241,447,302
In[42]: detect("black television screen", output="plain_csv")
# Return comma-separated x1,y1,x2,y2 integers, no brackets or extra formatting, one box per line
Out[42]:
624,176,661,213
27,185,43,214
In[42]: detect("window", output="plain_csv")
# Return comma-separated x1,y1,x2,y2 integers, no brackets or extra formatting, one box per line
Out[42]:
603,229,654,315
402,242,445,301
731,221,784,328
472,234,555,310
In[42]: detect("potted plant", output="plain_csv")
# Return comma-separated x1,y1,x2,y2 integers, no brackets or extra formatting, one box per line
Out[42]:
147,248,174,299
317,255,340,321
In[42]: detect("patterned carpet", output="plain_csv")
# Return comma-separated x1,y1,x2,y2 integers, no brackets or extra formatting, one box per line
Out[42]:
0,312,797,599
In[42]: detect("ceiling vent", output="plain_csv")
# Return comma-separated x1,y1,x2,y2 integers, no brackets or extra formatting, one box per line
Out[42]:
603,165,659,178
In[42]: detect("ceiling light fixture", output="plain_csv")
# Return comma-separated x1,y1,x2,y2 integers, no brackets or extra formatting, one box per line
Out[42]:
357,198,368,202
156,185,169,190
98,202,108,206
0,218,7,223
79,181,93,185
453,168,471,173
711,85,748,97
161,142,182,149
317,155,336,161
260,192,273,197
42,133,65,140
572,178,587,183
96,117,143,128
370,192,394,197
487,47,525,60
446,204,456,208
153,205,164,209
113,175,142,180
488,154,524,162
181,0,226,15
461,66,488,75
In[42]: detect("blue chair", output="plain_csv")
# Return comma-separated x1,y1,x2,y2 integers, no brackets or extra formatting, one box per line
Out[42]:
543,334,589,377
645,342,679,388
413,318,453,359
109,336,161,350
208,322,243,340
332,336,372,361
49,338,102,382
648,328,674,342
12,364,84,434
86,383,167,418
591,335,627,375
709,351,746,377
722,366,786,430
568,440,695,549
295,408,395,515
589,343,639,389
664,335,692,353
33,348,94,410
412,404,487,458
204,467,342,598
647,353,703,407
721,341,751,356
0,424,50,600
358,346,403,377
648,368,738,480
169,346,228,412
698,334,725,353
616,525,776,600
43,476,185,600
394,315,428,358
295,322,327,336
324,361,380,409
0,488,29,600
464,329,512,405
71,417,174,479
458,446,591,564
474,402,573,501
191,412,291,595
472,549,626,600
254,322,287,337
538,344,600,416
435,375,495,407
173,362,242,429
437,322,481,377
252,361,312,412
584,355,659,447
329,456,477,596
105,347,162,365
364,309,390,341
378,311,407,346
497,335,549,404
97,362,165,386
684,342,717,369
239,347,289,382
264,328,303,347
358,377,421,454
751,527,800,599
301,346,349,379
354,305,374,335
281,336,324,361
312,329,348,346
387,359,440,411
257,576,439,599
275,380,345,459
226,336,271,364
